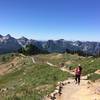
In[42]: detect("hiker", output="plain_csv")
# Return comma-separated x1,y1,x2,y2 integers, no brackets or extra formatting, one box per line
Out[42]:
58,82,63,96
75,64,82,85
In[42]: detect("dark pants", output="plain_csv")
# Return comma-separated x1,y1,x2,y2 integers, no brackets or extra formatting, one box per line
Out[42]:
75,74,80,84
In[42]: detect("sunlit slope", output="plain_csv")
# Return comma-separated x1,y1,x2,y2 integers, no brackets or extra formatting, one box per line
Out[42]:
0,53,71,100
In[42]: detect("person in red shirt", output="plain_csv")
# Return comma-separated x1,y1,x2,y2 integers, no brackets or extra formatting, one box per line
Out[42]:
75,64,82,85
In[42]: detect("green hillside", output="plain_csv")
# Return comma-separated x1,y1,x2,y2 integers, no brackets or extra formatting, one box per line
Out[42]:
34,53,100,75
0,54,71,100
0,53,100,100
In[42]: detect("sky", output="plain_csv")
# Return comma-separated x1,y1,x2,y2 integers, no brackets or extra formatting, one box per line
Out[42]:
0,0,100,41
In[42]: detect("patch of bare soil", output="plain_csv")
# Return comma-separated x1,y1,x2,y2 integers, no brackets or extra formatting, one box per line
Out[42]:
45,79,100,100
50,54,63,59
95,70,100,75
45,67,100,100
0,57,23,75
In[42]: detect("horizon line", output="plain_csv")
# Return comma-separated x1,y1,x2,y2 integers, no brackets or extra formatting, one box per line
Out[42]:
0,33,100,42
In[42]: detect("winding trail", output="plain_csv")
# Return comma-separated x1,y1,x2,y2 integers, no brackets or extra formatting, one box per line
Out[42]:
45,62,100,100
45,78,100,100
29,59,100,100
31,56,36,64
60,67,75,75
46,61,56,67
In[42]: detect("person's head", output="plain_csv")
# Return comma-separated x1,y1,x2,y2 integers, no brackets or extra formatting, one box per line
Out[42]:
78,64,81,67
78,64,82,71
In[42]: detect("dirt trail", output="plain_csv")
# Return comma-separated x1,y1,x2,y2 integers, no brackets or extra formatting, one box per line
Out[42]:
45,78,100,100
95,70,100,75
45,62,100,100
31,57,36,64
46,61,56,67
60,67,75,75
58,80,100,100
30,59,100,100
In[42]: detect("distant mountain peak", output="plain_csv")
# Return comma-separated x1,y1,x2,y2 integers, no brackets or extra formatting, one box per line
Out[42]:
0,34,3,38
19,36,28,41
59,39,65,41
0,34,100,56
3,34,12,39
6,34,11,37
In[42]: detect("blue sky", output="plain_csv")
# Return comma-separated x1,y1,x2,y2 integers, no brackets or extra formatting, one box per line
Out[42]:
0,0,100,41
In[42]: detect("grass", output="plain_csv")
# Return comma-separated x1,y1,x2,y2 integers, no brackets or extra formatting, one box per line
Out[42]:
34,53,100,75
0,56,71,100
34,53,65,65
0,53,100,99
88,73,100,82
0,53,19,64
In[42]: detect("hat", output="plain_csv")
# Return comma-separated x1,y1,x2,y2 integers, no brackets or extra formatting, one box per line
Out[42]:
78,64,81,66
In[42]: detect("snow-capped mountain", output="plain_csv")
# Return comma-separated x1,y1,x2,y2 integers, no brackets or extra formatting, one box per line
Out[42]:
0,34,100,56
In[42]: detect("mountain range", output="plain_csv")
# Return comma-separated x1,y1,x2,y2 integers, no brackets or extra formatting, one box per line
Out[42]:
0,34,100,56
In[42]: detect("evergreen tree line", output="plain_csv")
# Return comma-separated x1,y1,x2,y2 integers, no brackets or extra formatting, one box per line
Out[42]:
65,48,100,57
18,44,49,55
18,44,100,57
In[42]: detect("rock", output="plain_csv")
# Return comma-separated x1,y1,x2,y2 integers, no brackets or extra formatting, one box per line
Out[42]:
95,87,100,95
20,82,25,86
81,76,88,80
67,82,71,84
0,88,8,93
87,81,92,85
